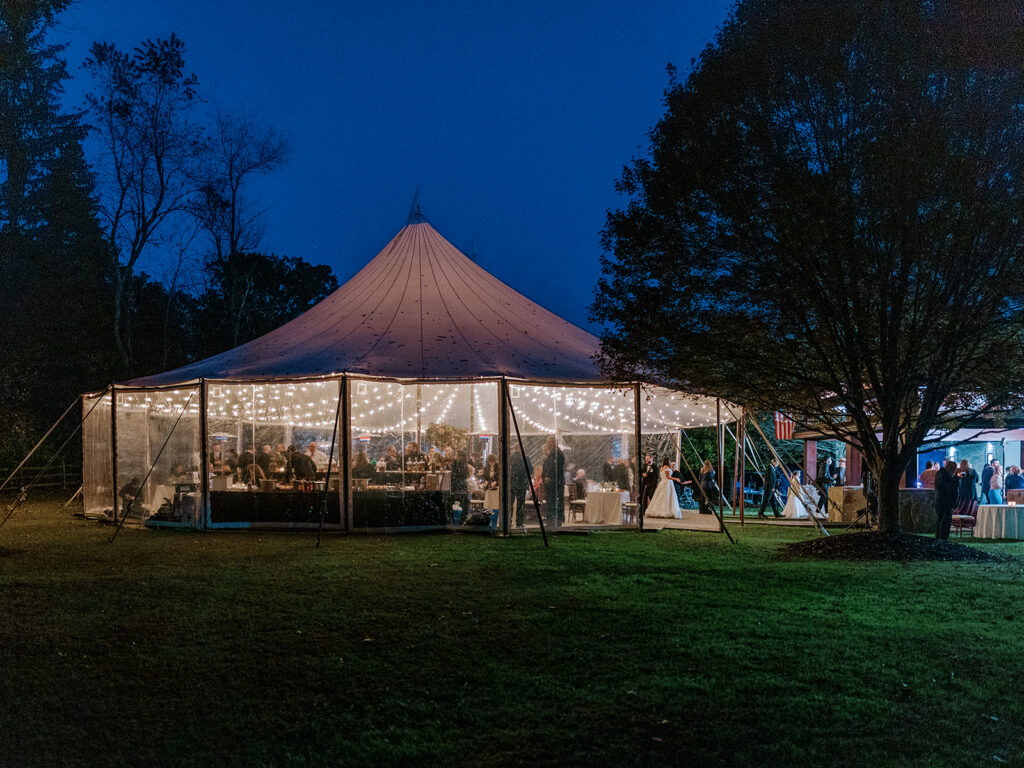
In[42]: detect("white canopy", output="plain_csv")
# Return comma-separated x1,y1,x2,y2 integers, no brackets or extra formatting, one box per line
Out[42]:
131,216,604,385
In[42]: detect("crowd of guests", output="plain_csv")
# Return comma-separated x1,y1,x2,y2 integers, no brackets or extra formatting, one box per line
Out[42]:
215,441,333,485
920,455,1024,539
917,456,1021,506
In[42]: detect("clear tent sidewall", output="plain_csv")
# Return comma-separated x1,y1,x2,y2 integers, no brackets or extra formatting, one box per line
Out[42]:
81,375,727,533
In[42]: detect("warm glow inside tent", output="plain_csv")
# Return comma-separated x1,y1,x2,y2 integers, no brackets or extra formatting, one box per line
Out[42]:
81,214,732,532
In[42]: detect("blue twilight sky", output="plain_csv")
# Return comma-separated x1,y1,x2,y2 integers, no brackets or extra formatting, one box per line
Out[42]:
56,0,733,331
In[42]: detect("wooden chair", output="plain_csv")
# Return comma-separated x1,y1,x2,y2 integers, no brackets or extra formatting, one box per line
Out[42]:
567,482,587,523
952,499,979,537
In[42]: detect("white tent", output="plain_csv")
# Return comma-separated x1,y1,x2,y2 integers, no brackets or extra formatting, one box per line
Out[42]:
83,212,730,532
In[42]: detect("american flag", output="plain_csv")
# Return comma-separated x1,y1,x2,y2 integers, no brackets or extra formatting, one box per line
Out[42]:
774,412,794,440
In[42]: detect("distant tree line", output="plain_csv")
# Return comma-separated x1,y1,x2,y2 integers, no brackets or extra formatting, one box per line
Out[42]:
0,2,338,463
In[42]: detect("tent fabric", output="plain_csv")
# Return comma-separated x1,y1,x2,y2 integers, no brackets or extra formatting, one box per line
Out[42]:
129,220,606,386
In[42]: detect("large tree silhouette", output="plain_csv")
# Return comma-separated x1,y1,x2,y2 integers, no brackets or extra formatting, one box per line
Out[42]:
595,0,1024,533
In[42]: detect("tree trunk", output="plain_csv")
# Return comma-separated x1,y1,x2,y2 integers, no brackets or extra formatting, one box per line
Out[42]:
875,463,903,534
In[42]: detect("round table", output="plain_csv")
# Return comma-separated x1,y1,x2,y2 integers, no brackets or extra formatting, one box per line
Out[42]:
975,504,1024,538
583,491,629,525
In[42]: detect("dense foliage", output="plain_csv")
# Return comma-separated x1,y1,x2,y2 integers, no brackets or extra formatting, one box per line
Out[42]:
596,0,1024,531
0,6,337,464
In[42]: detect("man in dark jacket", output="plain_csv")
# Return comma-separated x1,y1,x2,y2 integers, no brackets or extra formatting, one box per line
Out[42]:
759,458,783,518
934,460,959,540
510,455,531,526
980,460,995,503
815,457,835,516
289,444,317,481
541,437,565,526
639,454,659,518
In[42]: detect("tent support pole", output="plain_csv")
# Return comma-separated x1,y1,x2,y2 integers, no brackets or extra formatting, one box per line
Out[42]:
676,432,734,543
634,384,643,530
110,385,199,543
199,379,209,530
717,398,724,526
504,379,548,548
739,409,746,527
0,396,81,496
745,413,830,536
498,378,510,536
1,394,107,531
681,427,733,512
316,378,344,548
110,385,119,524
340,376,352,534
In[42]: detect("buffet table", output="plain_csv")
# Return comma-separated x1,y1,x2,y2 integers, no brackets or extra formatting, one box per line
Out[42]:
583,491,629,525
975,504,1024,539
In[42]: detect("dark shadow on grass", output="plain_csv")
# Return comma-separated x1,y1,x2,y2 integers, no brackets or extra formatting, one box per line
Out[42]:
780,530,1014,562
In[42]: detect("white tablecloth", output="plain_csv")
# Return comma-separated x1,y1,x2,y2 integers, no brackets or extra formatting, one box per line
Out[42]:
975,505,1024,539
483,489,500,510
583,491,629,525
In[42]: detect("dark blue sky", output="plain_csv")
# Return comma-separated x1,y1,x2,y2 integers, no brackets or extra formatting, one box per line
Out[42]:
58,0,732,331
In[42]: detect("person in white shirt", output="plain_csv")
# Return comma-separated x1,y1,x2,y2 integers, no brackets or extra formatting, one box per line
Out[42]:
306,442,330,471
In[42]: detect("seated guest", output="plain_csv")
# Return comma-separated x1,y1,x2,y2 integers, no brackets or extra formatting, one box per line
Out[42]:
1005,465,1024,491
573,468,587,500
289,444,317,480
352,451,375,480
237,446,263,484
271,443,289,474
425,447,444,471
257,445,274,477
379,445,400,471
466,467,482,495
225,448,239,477
307,442,330,471
482,454,500,489
405,442,422,461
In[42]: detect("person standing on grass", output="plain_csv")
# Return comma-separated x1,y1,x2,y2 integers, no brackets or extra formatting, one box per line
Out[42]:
639,453,659,517
542,436,565,526
981,459,995,503
758,458,783,518
934,460,959,540
957,459,978,511
815,457,835,516
989,460,1004,504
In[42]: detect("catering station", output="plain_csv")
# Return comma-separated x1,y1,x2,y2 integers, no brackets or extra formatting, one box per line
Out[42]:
81,212,729,533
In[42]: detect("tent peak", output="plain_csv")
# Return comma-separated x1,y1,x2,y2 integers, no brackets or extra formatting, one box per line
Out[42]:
407,186,428,224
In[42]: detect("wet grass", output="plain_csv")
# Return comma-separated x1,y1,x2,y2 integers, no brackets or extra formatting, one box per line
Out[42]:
2,497,1023,767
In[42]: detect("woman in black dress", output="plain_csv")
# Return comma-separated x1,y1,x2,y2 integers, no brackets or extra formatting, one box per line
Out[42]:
956,459,978,511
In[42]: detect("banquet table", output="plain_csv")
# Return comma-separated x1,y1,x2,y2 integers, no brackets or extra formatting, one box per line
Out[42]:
975,504,1024,539
583,491,629,525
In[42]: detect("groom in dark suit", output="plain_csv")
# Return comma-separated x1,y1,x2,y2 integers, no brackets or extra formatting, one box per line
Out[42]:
639,454,659,518
758,458,783,518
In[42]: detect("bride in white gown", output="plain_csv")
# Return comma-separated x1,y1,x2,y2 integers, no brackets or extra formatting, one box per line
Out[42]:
645,459,682,519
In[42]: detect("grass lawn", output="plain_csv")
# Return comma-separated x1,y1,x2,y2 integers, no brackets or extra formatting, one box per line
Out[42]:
2,498,1024,768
